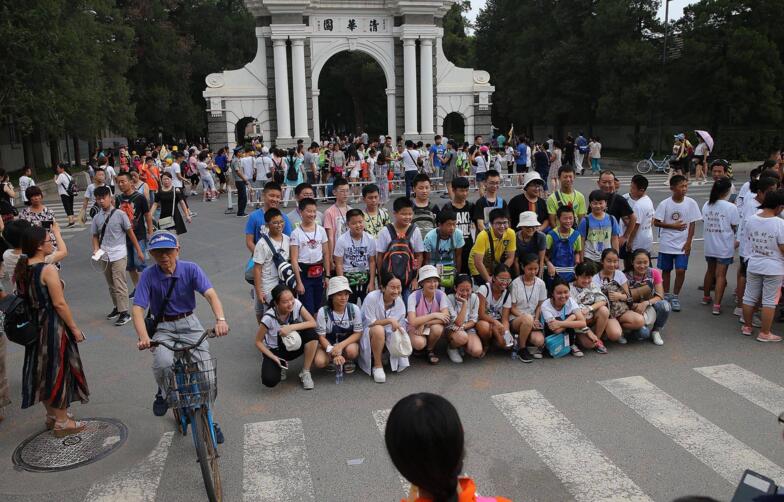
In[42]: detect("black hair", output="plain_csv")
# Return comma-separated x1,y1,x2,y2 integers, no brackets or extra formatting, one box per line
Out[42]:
346,208,364,221
451,177,469,190
26,185,43,200
556,205,575,219
630,174,649,191
630,248,652,265
294,183,314,196
115,171,132,180
361,183,380,197
760,189,784,210
708,178,732,205
599,169,616,180
270,284,294,307
485,169,500,179
264,207,283,222
297,197,317,212
380,271,402,288
413,173,431,186
333,177,349,189
15,225,48,283
198,151,208,161
557,164,575,177
492,262,511,277
453,274,472,289
574,261,596,277
488,207,509,223
2,219,32,249
549,277,570,295
751,175,779,195
160,171,172,179
393,196,414,212
601,248,620,262
521,253,540,269
385,393,464,502
94,185,112,198
588,189,608,203
436,209,456,225
263,181,283,193
669,174,687,187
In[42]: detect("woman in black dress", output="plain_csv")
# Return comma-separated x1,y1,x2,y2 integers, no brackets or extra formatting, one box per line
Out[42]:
152,172,191,234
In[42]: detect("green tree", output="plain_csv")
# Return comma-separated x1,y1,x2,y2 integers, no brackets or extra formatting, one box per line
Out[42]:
442,1,475,68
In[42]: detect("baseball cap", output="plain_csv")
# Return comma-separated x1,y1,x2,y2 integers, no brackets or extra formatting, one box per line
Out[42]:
148,231,179,250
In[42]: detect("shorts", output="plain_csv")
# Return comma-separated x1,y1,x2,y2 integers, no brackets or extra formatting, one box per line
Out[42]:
657,252,689,271
201,175,215,191
443,166,456,185
475,172,487,183
706,256,734,266
515,163,527,174
251,180,265,189
126,239,146,272
743,272,783,308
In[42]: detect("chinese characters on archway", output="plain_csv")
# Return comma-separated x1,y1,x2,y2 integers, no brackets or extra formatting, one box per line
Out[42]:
315,16,390,34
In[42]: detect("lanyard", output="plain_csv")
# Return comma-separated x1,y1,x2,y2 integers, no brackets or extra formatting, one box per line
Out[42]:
522,279,535,305
422,294,435,314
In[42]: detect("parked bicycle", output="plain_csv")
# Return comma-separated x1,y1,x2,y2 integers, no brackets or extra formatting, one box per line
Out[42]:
636,152,672,175
142,329,223,502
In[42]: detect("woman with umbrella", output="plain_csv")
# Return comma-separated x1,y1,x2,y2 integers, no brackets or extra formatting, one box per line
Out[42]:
694,130,713,185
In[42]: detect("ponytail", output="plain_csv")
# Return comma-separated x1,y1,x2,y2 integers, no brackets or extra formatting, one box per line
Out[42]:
708,178,732,205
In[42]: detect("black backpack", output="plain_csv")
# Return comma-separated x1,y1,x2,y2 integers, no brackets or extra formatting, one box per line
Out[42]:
379,224,417,287
0,294,37,346
286,156,298,181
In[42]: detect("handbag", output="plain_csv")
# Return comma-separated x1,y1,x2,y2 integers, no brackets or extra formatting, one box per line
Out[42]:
545,333,571,358
145,278,177,336
260,234,297,289
157,190,177,229
388,327,413,358
0,294,38,346
600,279,629,318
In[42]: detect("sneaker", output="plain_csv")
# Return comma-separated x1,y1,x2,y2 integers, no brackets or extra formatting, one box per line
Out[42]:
739,313,762,327
741,326,753,336
344,361,356,374
670,295,681,312
190,211,198,217
299,370,314,390
280,368,287,381
712,304,721,315
531,346,543,359
636,326,651,340
594,341,608,354
518,349,534,363
756,332,782,343
447,347,463,364
372,367,386,383
651,330,664,346
105,307,120,320
733,306,743,317
236,213,248,218
153,391,168,416
114,312,131,326
325,362,335,373
617,335,628,345
701,296,712,305
213,423,225,444
570,345,584,357
129,288,136,299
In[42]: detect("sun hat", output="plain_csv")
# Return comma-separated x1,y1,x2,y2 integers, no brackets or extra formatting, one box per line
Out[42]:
327,276,352,297
148,231,179,250
517,211,540,228
522,171,544,188
418,265,440,283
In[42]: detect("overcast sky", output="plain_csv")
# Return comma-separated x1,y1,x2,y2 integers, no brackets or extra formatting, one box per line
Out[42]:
465,0,695,25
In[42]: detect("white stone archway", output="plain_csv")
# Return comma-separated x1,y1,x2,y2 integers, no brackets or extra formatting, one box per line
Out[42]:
203,1,494,148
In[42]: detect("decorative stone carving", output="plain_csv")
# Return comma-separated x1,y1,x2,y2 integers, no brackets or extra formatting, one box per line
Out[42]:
205,74,225,88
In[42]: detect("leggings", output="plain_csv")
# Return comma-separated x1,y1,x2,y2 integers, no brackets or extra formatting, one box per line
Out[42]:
60,194,75,216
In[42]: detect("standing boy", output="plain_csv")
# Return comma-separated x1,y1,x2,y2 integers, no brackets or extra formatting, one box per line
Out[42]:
622,175,655,253
115,171,153,298
653,174,702,311
423,209,464,291
361,183,390,238
376,197,425,302
473,169,507,231
411,173,439,237
546,165,586,228
441,177,475,275
334,209,377,304
546,206,582,284
578,190,620,268
323,177,352,262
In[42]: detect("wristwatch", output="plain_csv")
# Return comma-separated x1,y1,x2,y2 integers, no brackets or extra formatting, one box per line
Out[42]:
217,317,227,322
326,345,334,354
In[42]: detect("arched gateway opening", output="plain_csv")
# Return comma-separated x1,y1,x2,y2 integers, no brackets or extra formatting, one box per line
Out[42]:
317,51,387,139
443,112,466,145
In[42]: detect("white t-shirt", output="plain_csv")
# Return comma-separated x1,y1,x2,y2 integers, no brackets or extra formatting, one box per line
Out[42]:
402,149,420,172
56,173,72,196
240,156,255,179
290,225,328,264
84,183,103,205
541,298,581,322
361,290,407,335
474,155,488,174
736,181,751,211
165,164,183,188
375,225,425,254
745,214,784,276
476,284,511,320
252,234,290,303
197,161,211,179
260,299,304,349
254,156,268,181
589,141,602,158
508,276,547,316
333,231,376,274
738,197,762,258
104,165,116,187
19,176,35,202
592,270,628,288
694,142,709,156
447,293,480,324
622,193,655,251
654,196,702,254
316,304,363,338
702,200,740,259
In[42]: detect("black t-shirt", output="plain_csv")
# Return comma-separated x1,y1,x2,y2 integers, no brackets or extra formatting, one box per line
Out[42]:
472,196,508,228
508,194,549,229
606,193,634,222
515,231,547,264
115,192,149,240
441,201,475,244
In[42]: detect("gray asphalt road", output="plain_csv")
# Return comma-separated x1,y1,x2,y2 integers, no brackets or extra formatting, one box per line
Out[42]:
1,171,782,502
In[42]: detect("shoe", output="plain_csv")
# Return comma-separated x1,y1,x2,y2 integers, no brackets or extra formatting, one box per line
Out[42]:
741,326,753,337
570,345,584,357
67,222,75,228
670,295,681,312
52,418,86,438
635,326,651,340
594,341,608,354
325,362,336,373
190,211,198,217
299,370,314,390
531,346,543,359
106,307,119,320
114,312,131,326
280,368,287,381
712,304,721,315
447,347,463,364
372,367,386,383
190,191,198,196
652,330,664,345
344,361,356,374
153,391,169,416
129,288,135,299
518,348,534,363
734,307,743,317
739,313,762,327
701,296,712,305
236,213,248,217
617,336,628,345
213,423,225,444
756,332,782,343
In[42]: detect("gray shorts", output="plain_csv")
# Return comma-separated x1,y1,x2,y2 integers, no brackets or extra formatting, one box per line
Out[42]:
443,166,456,185
152,315,209,392
743,272,783,308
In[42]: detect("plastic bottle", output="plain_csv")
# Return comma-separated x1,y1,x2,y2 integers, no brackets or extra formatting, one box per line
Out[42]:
511,334,519,360
335,364,344,384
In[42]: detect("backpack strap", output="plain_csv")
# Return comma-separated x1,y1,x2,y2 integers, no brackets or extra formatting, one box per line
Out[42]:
486,228,495,264
404,223,416,239
566,229,580,247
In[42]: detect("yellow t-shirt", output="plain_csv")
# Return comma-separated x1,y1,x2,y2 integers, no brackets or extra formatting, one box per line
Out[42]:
469,228,517,276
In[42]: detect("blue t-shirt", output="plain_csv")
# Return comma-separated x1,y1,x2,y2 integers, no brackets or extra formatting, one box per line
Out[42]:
133,260,213,316
423,228,465,266
429,144,446,168
245,208,293,244
516,144,528,165
577,213,620,261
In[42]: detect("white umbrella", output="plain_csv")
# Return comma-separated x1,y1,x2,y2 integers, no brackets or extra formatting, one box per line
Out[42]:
695,130,714,152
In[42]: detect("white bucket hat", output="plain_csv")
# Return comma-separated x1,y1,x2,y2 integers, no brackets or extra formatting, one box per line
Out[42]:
517,211,540,228
523,171,544,188
281,330,302,351
327,276,352,297
418,265,440,283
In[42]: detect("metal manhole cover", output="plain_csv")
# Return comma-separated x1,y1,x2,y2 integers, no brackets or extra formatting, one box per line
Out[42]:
12,417,127,472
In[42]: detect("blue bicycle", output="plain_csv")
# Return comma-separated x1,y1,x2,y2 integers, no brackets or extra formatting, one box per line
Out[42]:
148,329,222,502
636,152,672,175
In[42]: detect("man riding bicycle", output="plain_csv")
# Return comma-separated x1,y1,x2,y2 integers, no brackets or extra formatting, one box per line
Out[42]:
132,231,230,417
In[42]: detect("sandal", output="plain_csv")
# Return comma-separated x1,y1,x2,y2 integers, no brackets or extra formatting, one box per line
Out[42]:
52,418,86,438
46,412,74,430
427,350,439,365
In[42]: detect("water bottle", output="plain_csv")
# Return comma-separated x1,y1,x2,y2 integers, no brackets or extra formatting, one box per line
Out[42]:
511,334,519,360
335,364,344,385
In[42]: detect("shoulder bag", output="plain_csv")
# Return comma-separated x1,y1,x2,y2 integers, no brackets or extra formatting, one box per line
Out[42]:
145,278,177,336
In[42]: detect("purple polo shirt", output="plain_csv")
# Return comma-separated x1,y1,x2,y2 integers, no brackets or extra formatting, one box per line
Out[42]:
133,260,213,316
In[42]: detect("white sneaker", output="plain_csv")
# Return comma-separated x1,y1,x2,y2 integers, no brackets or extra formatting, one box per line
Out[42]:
372,367,386,383
299,370,314,390
617,336,628,345
447,347,463,364
733,307,742,317
738,313,762,327
652,330,664,346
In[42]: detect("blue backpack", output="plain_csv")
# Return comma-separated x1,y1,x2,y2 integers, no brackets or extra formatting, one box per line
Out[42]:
547,229,580,270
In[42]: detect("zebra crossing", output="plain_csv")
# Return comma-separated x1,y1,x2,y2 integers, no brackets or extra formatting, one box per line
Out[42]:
42,205,90,241
610,174,715,203
81,363,784,501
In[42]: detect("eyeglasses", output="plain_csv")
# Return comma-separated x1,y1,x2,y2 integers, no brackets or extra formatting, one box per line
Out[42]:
495,278,512,284
493,221,509,227
487,181,500,187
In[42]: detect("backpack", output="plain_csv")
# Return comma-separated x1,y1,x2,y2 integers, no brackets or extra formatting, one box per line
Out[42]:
380,224,417,287
412,203,436,237
286,155,299,181
0,292,37,346
547,228,580,267
116,192,141,226
413,289,446,313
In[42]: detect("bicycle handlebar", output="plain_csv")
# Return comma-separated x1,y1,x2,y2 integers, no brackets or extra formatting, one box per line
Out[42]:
140,328,217,352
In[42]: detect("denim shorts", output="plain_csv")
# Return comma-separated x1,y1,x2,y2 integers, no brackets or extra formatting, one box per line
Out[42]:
475,172,487,183
705,256,734,266
657,252,689,271
126,239,147,272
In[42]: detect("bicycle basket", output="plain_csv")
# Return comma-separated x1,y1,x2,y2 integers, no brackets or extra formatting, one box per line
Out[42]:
165,358,218,408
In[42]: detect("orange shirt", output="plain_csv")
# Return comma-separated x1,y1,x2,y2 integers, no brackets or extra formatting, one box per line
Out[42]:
141,164,160,191
404,478,513,502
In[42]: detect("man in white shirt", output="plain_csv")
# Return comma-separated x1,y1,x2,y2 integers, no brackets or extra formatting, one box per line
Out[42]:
622,174,655,254
402,140,421,199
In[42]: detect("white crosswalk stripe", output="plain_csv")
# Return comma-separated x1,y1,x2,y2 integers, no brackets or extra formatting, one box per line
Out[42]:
242,418,316,501
84,432,173,502
695,364,784,416
600,375,784,486
492,390,652,502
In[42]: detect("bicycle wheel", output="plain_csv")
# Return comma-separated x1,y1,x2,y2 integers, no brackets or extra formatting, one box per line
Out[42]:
636,159,652,174
193,408,222,502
